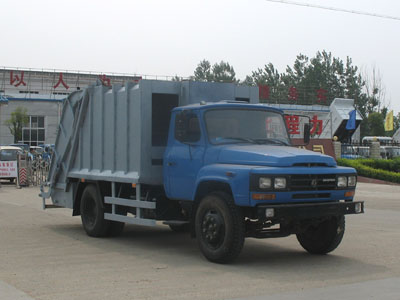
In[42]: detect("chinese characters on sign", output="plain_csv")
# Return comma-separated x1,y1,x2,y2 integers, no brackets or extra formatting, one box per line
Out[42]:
288,86,298,101
10,71,26,87
0,161,17,178
285,114,324,136
54,73,69,89
310,115,323,135
316,89,327,103
4,70,143,93
285,115,300,135
259,85,270,100
294,139,336,158
258,85,329,104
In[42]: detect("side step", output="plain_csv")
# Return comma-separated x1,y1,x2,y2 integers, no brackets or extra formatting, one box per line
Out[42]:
104,195,156,227
104,213,156,226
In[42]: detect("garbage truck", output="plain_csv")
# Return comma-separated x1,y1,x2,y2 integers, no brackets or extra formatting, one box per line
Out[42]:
41,80,364,263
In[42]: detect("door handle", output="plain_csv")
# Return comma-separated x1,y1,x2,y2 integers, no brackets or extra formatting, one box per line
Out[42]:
167,162,176,166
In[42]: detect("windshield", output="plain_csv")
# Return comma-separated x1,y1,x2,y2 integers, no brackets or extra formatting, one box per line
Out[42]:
205,108,290,145
0,149,19,161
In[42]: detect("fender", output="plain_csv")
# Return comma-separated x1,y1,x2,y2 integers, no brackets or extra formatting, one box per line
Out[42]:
193,163,253,206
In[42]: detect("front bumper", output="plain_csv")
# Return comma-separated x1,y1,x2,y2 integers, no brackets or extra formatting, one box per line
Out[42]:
257,201,364,221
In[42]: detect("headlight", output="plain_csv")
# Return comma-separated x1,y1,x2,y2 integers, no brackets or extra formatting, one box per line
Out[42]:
259,177,272,189
274,177,287,189
348,175,357,187
337,176,347,187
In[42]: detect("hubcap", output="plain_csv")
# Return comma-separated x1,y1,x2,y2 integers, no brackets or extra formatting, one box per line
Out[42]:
83,197,97,227
201,210,224,249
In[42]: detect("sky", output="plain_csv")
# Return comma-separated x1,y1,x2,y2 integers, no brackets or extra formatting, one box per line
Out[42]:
1,0,400,114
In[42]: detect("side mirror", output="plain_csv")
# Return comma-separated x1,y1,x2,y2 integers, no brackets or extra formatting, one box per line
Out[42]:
304,123,310,145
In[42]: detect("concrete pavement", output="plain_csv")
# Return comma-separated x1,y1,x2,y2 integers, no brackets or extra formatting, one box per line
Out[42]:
0,182,399,300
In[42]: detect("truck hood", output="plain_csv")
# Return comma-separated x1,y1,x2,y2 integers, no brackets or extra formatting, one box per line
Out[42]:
216,145,337,167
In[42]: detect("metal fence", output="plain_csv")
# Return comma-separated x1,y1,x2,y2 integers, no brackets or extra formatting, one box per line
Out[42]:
28,158,50,186
16,154,50,187
341,143,400,159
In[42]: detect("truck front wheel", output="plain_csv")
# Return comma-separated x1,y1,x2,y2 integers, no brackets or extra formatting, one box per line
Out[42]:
195,192,245,263
80,185,110,237
296,215,345,254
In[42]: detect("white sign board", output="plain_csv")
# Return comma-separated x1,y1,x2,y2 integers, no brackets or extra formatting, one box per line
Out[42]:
0,161,18,178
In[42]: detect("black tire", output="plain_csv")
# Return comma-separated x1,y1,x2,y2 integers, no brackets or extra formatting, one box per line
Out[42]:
195,192,245,263
80,185,110,237
296,215,345,254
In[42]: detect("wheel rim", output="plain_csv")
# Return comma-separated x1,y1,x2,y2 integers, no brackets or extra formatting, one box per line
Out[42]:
83,196,97,227
201,210,225,250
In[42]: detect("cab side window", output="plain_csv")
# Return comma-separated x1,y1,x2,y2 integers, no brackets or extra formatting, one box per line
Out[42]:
175,112,201,143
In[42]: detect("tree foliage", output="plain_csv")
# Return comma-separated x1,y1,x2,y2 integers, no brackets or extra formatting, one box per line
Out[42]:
4,107,29,143
194,59,237,83
245,51,372,109
394,112,400,133
194,60,213,82
361,112,385,137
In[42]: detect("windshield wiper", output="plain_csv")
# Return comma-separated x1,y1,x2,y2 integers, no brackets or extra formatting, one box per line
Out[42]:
214,137,290,146
253,138,290,146
217,137,257,144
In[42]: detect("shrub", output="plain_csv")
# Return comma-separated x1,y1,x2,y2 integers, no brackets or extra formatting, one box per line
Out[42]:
337,158,400,184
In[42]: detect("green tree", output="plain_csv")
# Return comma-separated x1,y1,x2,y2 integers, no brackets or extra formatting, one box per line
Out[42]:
211,61,237,83
361,112,385,137
194,59,213,82
4,107,29,143
361,66,386,117
394,112,400,133
246,63,287,101
194,60,237,83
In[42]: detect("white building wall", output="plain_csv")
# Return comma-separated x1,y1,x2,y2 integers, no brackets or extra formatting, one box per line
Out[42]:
0,99,62,145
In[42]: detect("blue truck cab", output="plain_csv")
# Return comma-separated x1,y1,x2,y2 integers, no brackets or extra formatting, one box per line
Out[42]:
163,101,363,262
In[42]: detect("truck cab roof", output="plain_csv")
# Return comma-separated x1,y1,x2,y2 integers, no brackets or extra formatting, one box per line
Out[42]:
173,101,284,114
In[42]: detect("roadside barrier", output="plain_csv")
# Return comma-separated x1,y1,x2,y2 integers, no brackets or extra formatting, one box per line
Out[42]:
17,154,29,187
14,153,50,187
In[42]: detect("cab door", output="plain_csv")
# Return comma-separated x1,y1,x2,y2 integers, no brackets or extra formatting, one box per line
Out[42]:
164,111,205,200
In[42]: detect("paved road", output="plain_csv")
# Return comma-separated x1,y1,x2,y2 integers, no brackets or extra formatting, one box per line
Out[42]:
0,182,399,300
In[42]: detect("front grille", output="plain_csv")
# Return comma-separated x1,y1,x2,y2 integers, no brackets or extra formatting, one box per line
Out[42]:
290,174,336,191
292,163,328,167
292,193,331,199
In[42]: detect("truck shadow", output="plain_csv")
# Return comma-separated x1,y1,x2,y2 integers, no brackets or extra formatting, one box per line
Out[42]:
47,222,387,280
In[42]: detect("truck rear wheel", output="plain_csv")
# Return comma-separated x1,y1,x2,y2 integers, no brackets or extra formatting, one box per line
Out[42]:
80,185,110,237
195,192,244,263
296,215,345,254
